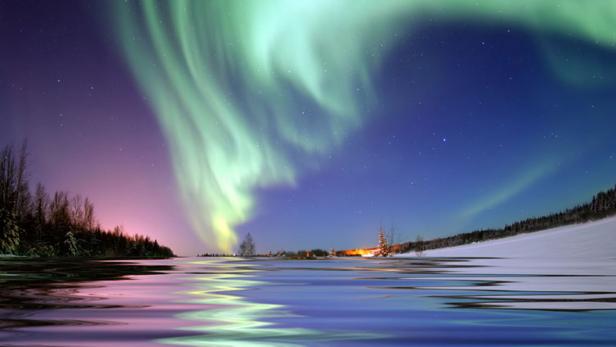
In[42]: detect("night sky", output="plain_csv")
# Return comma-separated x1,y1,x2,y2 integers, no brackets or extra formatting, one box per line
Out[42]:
2,1,616,255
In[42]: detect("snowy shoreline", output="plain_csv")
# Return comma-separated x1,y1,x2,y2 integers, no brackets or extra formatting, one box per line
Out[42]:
394,216,616,310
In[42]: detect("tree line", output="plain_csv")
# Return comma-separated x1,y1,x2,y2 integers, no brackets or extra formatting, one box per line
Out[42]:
398,183,616,254
198,230,332,259
0,143,174,258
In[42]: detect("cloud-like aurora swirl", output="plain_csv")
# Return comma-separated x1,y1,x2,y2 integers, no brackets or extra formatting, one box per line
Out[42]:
110,1,616,252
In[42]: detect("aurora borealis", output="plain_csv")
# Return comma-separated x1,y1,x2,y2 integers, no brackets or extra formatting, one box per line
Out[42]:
2,1,616,254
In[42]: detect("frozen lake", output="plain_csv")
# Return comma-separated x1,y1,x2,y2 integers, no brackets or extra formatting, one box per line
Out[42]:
1,256,616,346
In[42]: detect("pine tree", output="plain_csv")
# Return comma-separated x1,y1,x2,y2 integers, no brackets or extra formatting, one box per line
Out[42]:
377,227,390,257
64,231,82,256
0,208,21,254
239,233,255,256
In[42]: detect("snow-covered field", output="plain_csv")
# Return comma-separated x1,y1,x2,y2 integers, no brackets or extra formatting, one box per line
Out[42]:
398,216,616,259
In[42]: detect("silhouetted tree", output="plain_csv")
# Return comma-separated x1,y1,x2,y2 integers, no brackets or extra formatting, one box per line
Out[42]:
83,197,95,230
415,235,425,257
310,249,329,257
33,183,48,241
239,233,255,256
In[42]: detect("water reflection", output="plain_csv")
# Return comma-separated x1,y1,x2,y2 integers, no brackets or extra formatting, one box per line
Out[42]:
162,258,380,346
160,258,308,346
408,257,616,311
0,257,615,346
0,258,172,330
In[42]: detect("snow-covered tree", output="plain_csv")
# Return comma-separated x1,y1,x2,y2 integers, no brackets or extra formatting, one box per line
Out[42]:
64,231,82,256
376,227,390,257
0,208,21,254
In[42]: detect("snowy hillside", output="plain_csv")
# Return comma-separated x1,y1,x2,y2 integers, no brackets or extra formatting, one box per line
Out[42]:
397,216,616,259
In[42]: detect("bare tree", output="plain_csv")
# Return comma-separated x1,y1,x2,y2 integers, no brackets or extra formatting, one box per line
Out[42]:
33,183,48,240
71,195,84,228
0,145,16,212
49,191,71,228
83,197,95,230
15,142,31,221
387,226,397,254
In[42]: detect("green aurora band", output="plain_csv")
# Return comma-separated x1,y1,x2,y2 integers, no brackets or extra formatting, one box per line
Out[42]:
112,1,616,252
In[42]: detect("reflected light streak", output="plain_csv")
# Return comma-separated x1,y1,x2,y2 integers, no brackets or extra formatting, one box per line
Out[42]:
159,258,382,346
159,259,320,346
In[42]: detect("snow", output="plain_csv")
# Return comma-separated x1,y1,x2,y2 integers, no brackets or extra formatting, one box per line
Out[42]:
397,216,616,259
